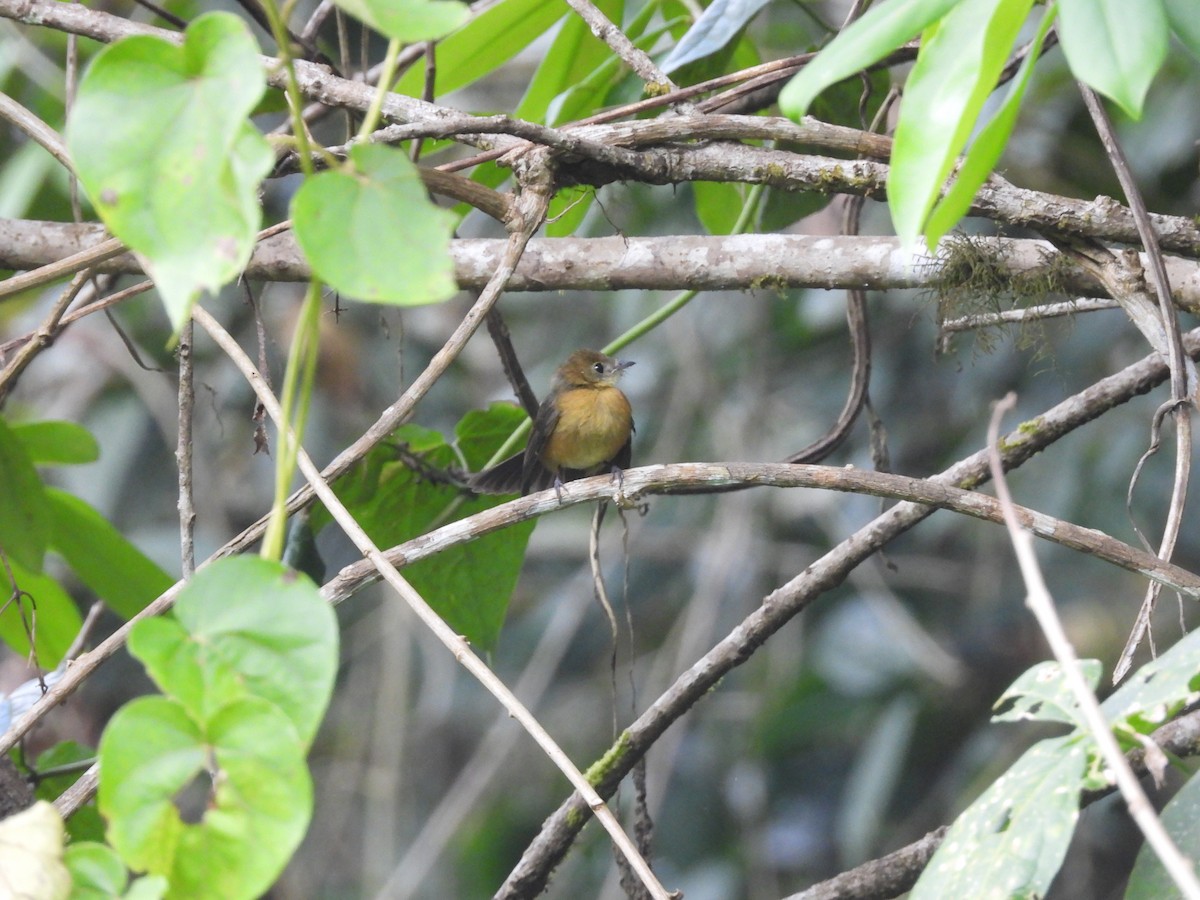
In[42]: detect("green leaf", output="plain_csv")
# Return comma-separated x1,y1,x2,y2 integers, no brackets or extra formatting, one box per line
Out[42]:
912,734,1086,899
98,696,310,899
0,416,49,572
392,0,563,98
292,143,458,305
514,0,623,123
64,842,133,898
332,0,467,41
65,12,272,334
1059,0,1168,119
992,659,1099,728
660,0,771,73
923,2,1055,244
545,187,595,238
129,556,338,746
315,405,535,650
1125,769,1200,899
0,558,81,667
693,181,746,235
45,488,174,621
11,420,99,466
1166,0,1200,61
887,0,1034,247
1101,626,1200,735
779,0,962,118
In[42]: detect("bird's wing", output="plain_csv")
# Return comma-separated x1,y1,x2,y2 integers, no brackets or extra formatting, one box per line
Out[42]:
521,398,560,494
612,433,633,471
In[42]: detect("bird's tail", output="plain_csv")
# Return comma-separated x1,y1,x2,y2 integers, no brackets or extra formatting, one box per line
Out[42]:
468,452,526,495
469,452,562,495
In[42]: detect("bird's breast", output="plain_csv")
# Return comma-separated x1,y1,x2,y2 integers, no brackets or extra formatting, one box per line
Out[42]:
542,386,632,471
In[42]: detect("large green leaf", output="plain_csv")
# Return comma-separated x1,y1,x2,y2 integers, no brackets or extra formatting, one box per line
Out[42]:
393,0,564,98
779,0,963,118
0,416,49,572
1166,0,1200,61
66,840,170,899
922,2,1055,244
98,696,310,900
11,420,99,466
0,557,80,667
887,0,1034,247
912,734,1086,899
693,181,747,234
128,556,338,746
1059,0,1168,119
65,12,272,334
1125,769,1200,899
45,488,174,621
314,404,535,650
291,143,458,305
992,658,1101,729
514,0,623,124
332,0,467,42
1101,626,1200,735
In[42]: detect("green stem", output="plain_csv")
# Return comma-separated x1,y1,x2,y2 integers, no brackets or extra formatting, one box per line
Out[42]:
261,281,322,560
254,0,324,559
358,38,403,141
258,0,313,174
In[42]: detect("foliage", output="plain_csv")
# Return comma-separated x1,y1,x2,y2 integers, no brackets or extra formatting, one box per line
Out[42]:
780,0,1180,247
0,0,1198,896
98,557,337,898
916,631,1200,897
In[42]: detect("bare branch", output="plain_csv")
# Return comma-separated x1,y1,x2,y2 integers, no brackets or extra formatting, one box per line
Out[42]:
323,461,1200,605
6,225,1200,302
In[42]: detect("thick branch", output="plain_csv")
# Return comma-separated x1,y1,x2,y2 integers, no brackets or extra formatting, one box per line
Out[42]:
5,0,1200,256
5,223,1200,305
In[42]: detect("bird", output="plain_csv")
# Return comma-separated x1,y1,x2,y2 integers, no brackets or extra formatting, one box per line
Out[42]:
470,349,635,497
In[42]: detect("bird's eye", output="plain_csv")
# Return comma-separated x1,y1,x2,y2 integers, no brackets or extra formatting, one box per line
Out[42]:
593,362,605,374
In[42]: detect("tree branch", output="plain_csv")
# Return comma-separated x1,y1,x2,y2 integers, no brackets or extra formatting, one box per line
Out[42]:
5,225,1200,304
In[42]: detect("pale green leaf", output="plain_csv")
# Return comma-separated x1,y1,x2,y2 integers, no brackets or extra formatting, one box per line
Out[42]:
912,735,1086,900
332,0,467,42
1059,0,1168,118
887,0,1033,246
66,12,272,333
292,143,458,305
779,0,962,118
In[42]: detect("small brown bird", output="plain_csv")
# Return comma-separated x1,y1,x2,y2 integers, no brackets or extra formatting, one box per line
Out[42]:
471,349,635,497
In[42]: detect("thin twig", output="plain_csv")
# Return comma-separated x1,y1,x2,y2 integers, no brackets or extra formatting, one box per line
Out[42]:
176,319,196,579
324,460,1200,606
562,0,673,87
940,296,1118,332
0,268,93,403
986,393,1200,899
1079,86,1196,683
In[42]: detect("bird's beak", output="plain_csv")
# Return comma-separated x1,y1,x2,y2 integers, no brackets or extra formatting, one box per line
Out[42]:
615,359,635,372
